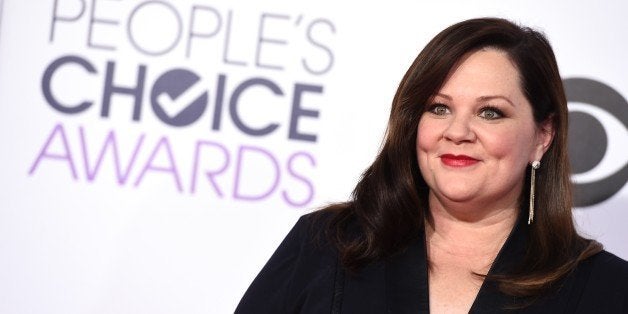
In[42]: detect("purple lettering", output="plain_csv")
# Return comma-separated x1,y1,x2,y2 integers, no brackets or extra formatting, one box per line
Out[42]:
78,126,145,184
282,152,315,207
28,123,78,180
190,140,230,196
134,136,183,192
233,145,280,201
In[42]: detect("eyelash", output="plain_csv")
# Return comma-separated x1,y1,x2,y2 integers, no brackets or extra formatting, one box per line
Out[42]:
426,103,449,115
478,106,505,120
425,104,505,120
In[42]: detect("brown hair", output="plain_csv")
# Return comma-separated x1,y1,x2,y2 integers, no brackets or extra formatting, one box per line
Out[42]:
325,17,601,298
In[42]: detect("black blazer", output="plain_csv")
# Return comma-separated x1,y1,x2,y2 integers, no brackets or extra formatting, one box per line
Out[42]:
236,212,628,313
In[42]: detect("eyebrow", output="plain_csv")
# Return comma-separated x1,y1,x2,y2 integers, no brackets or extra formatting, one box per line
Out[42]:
478,95,515,107
435,93,516,107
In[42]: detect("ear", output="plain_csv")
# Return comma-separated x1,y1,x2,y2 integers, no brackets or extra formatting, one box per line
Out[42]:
532,116,555,162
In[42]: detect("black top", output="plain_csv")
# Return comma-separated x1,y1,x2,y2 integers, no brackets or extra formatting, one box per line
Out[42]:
236,211,628,313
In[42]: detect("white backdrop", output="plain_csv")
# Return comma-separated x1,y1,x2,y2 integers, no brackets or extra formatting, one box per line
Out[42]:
1,1,627,313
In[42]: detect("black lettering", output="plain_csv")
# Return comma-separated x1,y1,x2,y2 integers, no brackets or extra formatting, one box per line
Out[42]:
101,61,146,121
229,78,282,136
42,55,97,114
255,13,289,70
127,1,183,56
50,0,86,42
87,0,119,50
289,83,321,142
186,5,222,58
303,19,335,75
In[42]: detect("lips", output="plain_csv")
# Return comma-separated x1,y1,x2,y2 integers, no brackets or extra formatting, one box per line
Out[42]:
440,154,480,167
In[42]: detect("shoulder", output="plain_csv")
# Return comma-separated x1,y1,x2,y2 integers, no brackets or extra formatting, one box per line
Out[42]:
289,208,339,248
297,208,337,232
259,208,340,274
583,250,628,285
567,250,628,312
235,209,341,314
589,250,628,268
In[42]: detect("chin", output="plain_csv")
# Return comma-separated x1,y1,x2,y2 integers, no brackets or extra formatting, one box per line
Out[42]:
434,186,480,203
440,193,477,204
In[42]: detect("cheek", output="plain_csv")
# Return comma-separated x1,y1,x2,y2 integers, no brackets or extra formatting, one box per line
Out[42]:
416,119,432,155
486,133,516,157
417,118,439,171
481,123,535,164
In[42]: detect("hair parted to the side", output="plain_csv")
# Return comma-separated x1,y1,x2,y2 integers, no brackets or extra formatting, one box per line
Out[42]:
324,17,601,299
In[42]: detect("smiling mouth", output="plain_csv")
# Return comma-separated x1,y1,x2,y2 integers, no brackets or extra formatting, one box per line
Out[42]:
440,154,480,167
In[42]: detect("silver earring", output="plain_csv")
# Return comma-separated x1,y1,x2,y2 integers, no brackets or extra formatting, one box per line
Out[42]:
528,161,540,225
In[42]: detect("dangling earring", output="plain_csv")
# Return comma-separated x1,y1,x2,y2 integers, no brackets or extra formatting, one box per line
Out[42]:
528,161,540,225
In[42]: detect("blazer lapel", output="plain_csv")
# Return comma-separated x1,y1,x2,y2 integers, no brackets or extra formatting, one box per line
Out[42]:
470,215,528,313
342,260,387,313
383,215,527,313
343,215,527,313
386,233,430,313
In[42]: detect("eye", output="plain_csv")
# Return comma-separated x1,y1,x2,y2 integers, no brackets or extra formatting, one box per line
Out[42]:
478,106,504,120
427,103,450,116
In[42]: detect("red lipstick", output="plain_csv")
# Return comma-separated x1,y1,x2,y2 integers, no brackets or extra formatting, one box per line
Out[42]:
440,154,479,167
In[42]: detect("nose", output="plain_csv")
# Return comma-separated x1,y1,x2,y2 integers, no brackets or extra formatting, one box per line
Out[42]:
443,115,476,144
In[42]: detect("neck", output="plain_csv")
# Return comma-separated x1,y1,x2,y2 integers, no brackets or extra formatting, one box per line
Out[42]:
425,192,519,257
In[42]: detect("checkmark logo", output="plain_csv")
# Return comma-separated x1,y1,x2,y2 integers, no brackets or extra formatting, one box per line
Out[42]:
150,69,209,127
157,80,207,118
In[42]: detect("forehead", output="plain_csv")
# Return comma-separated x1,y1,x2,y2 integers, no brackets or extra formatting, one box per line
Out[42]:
438,49,523,100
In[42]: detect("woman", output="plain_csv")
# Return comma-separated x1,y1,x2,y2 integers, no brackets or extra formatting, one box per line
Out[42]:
235,18,628,313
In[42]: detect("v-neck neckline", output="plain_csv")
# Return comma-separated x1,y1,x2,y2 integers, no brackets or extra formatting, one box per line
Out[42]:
385,214,528,313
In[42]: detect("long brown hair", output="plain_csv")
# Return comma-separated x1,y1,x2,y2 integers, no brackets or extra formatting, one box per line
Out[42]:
325,17,601,298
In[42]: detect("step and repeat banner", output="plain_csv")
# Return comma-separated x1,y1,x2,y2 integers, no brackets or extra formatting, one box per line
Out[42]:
1,1,626,313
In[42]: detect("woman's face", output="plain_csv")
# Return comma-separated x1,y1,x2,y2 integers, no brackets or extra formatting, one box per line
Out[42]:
417,49,553,212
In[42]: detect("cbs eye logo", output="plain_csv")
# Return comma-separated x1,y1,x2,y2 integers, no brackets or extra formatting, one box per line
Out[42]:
564,78,628,207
